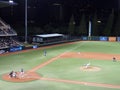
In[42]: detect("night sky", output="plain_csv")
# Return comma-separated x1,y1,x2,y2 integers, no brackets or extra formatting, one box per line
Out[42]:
0,0,119,36
0,0,118,23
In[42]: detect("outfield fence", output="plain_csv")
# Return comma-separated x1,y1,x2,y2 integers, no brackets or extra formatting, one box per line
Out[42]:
81,36,119,42
0,36,120,54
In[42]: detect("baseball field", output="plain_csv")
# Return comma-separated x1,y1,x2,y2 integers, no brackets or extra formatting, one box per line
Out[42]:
0,41,120,90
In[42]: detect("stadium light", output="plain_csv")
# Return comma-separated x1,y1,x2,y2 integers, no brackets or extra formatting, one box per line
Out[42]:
9,0,13,3
0,0,17,8
97,20,101,23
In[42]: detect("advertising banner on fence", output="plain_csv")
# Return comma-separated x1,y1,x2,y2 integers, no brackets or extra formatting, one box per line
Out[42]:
99,36,108,41
9,46,23,52
108,37,116,42
81,36,88,40
33,45,38,49
117,37,120,41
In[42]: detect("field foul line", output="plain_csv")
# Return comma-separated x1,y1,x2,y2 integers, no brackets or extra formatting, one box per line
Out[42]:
28,42,83,72
28,52,67,72
40,77,120,89
28,42,120,89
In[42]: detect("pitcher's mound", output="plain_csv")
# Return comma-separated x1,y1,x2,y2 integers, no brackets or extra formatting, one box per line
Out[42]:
2,72,41,82
80,66,101,72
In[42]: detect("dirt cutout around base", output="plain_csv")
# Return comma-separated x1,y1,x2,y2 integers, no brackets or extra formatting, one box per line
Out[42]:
61,52,120,60
80,66,101,72
2,72,41,82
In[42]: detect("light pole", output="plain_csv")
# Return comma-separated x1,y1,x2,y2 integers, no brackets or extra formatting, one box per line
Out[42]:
9,0,14,16
53,3,62,22
88,20,92,40
25,0,28,43
88,20,101,40
88,20,92,37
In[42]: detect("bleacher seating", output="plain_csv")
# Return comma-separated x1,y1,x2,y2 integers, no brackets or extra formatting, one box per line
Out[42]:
0,29,5,34
0,37,21,49
0,17,21,50
0,18,17,36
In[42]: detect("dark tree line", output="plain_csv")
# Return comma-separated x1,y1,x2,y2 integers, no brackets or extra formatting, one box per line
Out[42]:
0,0,120,36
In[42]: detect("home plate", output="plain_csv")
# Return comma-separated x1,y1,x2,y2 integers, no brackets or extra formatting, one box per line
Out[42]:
78,52,80,54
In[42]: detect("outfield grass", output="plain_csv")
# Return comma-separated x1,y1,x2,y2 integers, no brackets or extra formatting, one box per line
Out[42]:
0,41,120,90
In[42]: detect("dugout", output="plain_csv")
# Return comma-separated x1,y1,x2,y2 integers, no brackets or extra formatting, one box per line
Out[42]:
32,33,64,44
